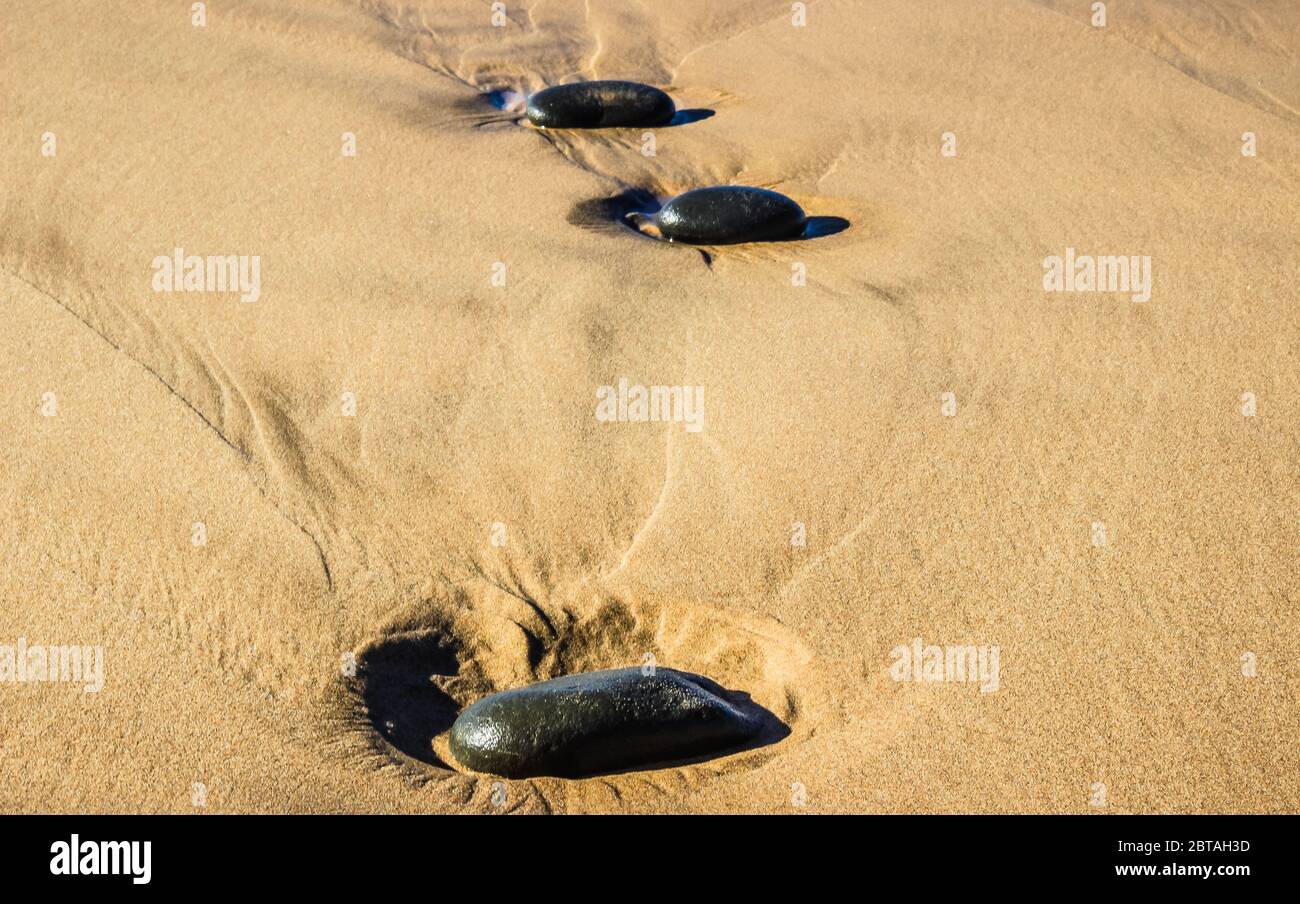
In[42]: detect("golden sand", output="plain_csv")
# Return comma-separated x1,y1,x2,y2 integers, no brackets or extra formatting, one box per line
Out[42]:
1,0,1296,813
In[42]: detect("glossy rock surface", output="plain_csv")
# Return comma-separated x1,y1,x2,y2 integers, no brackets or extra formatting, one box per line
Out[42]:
448,667,764,778
657,186,807,244
525,80,676,128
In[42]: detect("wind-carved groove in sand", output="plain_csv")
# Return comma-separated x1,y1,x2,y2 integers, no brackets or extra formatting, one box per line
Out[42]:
335,573,818,811
3,265,336,594
668,0,827,84
581,0,603,81
603,424,677,580
361,0,587,97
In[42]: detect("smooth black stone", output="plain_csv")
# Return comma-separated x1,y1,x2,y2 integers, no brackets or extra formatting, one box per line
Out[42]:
526,81,676,129
448,667,763,778
657,186,807,245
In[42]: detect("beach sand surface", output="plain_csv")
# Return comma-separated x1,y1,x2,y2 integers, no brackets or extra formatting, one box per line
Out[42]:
1,0,1296,813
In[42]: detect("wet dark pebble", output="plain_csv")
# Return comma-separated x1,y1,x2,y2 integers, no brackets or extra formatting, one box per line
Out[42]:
526,80,676,129
448,667,763,778
657,186,807,244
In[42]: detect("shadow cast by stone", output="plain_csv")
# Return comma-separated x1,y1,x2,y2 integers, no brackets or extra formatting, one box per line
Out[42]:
358,631,461,767
668,108,715,126
801,215,851,239
444,90,526,130
566,189,663,237
484,88,525,111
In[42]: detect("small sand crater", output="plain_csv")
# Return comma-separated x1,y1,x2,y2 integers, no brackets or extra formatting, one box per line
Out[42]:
354,627,462,768
339,584,816,804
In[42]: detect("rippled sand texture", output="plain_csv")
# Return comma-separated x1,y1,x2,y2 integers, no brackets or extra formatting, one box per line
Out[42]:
1,0,1297,813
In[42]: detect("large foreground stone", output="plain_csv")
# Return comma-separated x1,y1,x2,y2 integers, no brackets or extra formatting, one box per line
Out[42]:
448,667,763,778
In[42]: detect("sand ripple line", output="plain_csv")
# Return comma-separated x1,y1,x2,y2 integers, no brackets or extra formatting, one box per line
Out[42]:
3,265,335,592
